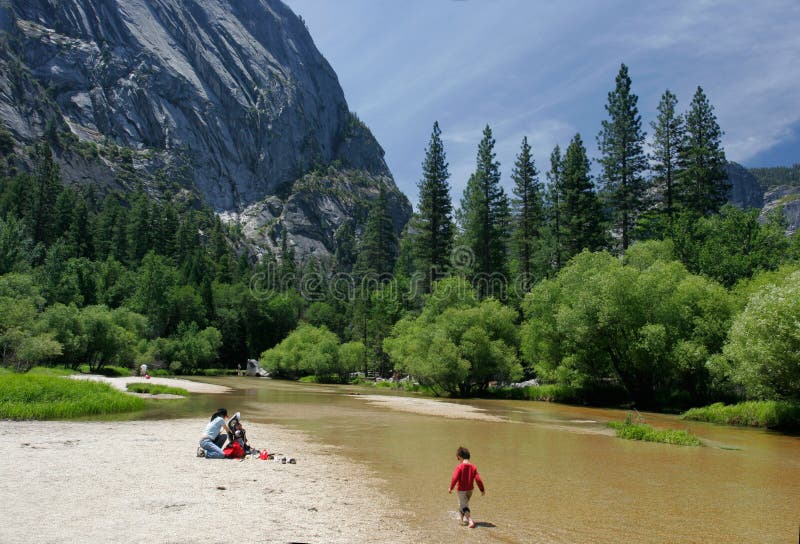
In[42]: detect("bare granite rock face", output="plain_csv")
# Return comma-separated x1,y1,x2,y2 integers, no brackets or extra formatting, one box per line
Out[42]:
0,0,410,260
760,185,800,235
725,161,763,210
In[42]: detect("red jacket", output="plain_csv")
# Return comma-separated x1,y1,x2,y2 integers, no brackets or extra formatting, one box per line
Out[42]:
223,441,245,459
449,461,484,492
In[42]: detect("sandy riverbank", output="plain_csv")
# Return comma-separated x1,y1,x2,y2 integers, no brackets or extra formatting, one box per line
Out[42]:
0,419,420,544
68,374,232,396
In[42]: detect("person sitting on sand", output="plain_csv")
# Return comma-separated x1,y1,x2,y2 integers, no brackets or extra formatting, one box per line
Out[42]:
197,408,231,459
448,446,485,528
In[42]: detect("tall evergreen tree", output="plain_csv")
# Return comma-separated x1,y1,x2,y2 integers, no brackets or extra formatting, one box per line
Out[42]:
650,89,684,220
545,145,564,271
459,125,509,295
414,121,454,289
597,63,648,251
126,191,152,264
355,186,398,277
561,134,605,260
511,136,544,289
678,86,729,215
30,143,62,246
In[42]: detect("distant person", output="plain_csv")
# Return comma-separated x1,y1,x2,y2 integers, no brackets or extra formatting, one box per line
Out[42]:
448,446,485,528
139,363,147,377
237,363,242,376
197,408,231,459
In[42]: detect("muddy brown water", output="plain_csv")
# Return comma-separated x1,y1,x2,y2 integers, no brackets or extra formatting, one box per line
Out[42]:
140,377,800,543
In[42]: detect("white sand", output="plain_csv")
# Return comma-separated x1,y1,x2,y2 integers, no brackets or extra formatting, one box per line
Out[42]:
0,419,421,544
69,375,232,396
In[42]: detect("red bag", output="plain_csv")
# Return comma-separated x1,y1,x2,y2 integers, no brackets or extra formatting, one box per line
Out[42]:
223,441,245,459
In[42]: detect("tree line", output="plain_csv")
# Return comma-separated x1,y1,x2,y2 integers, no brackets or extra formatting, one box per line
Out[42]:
262,64,800,409
1,63,799,410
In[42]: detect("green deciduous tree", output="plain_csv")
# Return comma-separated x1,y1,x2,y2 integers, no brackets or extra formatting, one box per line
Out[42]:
260,323,351,382
521,246,734,408
384,277,521,396
724,271,800,401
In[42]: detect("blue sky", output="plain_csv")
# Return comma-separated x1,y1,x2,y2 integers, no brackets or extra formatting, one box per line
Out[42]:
285,0,800,208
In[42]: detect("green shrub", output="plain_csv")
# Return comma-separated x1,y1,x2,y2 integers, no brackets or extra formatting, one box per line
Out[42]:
0,375,144,419
126,383,188,396
681,401,800,430
608,417,701,446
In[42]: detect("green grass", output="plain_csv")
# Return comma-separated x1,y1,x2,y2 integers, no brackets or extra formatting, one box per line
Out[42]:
608,414,702,446
75,364,133,377
0,374,145,419
126,383,188,396
681,401,800,430
26,366,76,376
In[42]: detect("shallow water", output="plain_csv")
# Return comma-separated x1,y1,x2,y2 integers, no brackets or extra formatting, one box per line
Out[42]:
141,377,800,543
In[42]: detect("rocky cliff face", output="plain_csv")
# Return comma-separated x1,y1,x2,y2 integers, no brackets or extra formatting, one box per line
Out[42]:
0,0,410,260
725,161,763,209
760,185,800,235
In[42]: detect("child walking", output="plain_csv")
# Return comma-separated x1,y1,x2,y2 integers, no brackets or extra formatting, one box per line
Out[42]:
448,446,485,528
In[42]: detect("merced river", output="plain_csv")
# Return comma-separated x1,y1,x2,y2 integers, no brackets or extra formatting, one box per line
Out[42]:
141,377,800,543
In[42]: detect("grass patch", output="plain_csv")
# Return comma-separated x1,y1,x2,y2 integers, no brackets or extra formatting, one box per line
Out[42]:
126,383,188,396
608,414,701,446
76,365,132,377
0,374,144,419
26,366,76,376
681,401,800,430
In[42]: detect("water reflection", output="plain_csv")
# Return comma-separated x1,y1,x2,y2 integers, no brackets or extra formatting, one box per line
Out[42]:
139,377,800,544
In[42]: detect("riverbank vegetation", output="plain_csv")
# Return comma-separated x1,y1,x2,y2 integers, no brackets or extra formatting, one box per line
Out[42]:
0,374,144,419
682,401,800,430
608,417,702,446
126,383,188,396
2,64,799,427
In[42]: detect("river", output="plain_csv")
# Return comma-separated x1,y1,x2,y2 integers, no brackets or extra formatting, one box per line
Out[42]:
143,377,800,543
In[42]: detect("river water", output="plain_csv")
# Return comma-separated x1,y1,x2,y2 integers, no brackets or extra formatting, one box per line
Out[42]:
143,377,800,543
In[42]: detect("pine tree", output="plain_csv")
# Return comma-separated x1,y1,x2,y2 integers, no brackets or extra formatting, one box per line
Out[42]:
597,63,648,251
546,145,564,271
355,186,398,277
459,125,509,295
511,136,544,289
126,191,152,264
561,134,605,260
30,143,62,246
69,193,92,259
414,121,454,289
650,89,684,220
678,86,728,215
